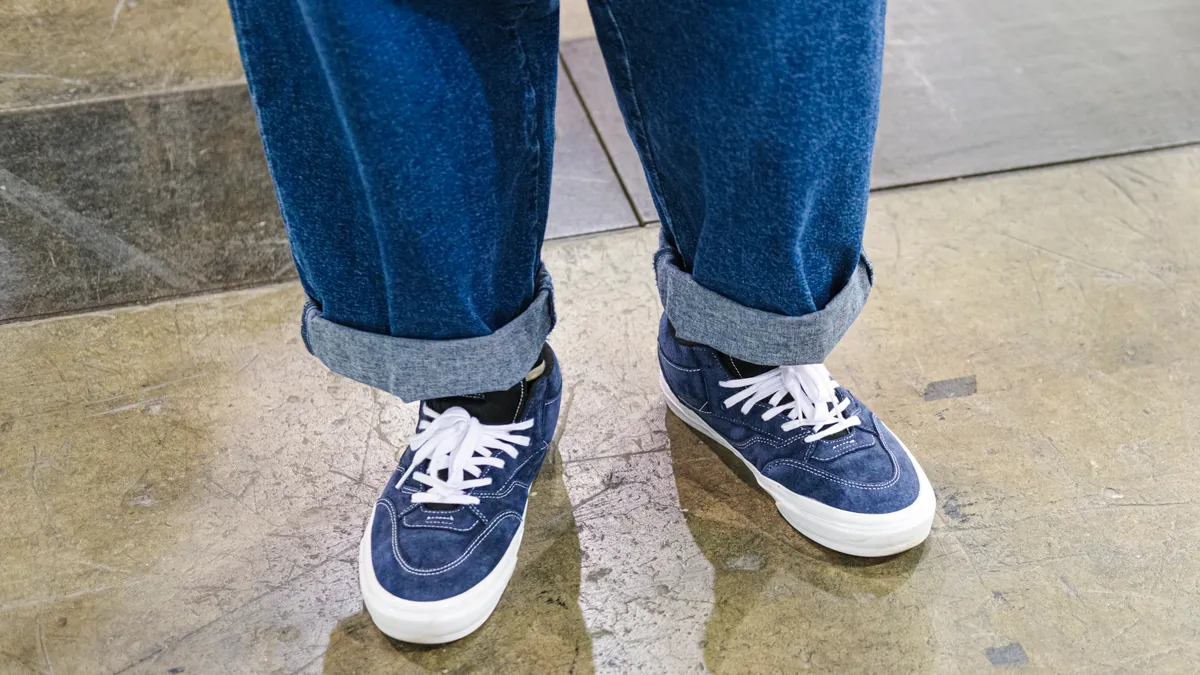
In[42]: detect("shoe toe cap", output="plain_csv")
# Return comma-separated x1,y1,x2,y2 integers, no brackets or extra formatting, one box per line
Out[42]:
764,425,923,515
368,501,523,602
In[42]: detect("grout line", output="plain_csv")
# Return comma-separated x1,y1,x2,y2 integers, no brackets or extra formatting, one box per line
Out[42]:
0,223,662,327
0,79,249,116
0,221,659,328
563,447,668,465
0,219,656,325
558,53,649,227
869,138,1200,193
545,221,650,244
0,278,299,328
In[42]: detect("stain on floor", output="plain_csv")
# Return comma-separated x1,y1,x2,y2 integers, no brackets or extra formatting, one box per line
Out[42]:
924,375,978,401
986,642,1030,667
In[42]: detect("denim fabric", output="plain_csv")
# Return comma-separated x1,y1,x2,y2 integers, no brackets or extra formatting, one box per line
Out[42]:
369,346,563,601
302,266,554,401
656,232,874,366
658,315,920,515
228,0,560,401
589,0,887,317
229,0,886,398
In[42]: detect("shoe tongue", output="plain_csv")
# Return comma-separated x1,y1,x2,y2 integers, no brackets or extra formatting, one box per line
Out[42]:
418,386,525,512
721,354,775,379
424,380,528,426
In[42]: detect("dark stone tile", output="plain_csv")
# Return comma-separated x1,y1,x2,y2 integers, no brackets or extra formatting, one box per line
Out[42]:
546,62,639,239
560,39,656,224
874,0,1200,186
563,0,1200,192
0,84,291,322
0,71,638,322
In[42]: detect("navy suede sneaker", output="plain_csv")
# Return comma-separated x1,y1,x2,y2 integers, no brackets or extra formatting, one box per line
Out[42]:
358,344,562,643
657,317,934,556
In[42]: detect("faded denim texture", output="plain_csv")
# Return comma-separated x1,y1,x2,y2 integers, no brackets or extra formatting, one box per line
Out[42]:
229,0,886,399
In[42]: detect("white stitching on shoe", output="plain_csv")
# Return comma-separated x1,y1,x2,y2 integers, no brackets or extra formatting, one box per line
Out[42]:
658,350,701,372
729,359,744,378
377,498,523,575
473,480,531,500
511,382,526,425
766,442,901,490
810,437,869,462
735,432,875,466
733,434,803,450
401,511,479,531
472,439,546,498
674,389,806,444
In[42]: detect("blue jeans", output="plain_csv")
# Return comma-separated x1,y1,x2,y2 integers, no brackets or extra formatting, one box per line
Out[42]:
228,0,885,401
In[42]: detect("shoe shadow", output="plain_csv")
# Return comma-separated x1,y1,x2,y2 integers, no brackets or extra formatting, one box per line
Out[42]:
664,411,935,673
322,442,594,674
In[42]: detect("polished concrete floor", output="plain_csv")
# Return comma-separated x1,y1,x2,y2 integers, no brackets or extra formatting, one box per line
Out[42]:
3,145,1199,673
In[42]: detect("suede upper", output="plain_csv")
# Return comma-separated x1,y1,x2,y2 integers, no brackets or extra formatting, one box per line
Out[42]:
369,348,562,602
658,315,919,515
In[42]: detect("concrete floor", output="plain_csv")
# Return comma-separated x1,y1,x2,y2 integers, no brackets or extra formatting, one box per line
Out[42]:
3,145,1200,674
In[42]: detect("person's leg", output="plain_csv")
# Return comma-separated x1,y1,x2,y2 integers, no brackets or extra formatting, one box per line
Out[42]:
228,0,559,401
588,0,880,365
228,0,565,643
588,0,936,556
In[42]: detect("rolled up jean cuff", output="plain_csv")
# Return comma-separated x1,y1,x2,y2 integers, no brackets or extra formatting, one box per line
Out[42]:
300,264,556,402
654,237,873,366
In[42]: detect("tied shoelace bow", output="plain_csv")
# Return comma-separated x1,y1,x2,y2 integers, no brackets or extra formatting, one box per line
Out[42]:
720,364,862,443
395,407,533,506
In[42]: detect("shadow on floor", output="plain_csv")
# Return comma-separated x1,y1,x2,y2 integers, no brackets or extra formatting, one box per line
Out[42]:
664,411,934,673
322,444,594,674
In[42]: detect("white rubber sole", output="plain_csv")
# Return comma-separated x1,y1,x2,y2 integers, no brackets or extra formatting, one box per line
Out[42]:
358,508,524,644
661,373,935,557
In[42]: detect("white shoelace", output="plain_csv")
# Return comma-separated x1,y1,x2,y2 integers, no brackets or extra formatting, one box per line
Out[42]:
395,406,533,506
719,364,862,443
